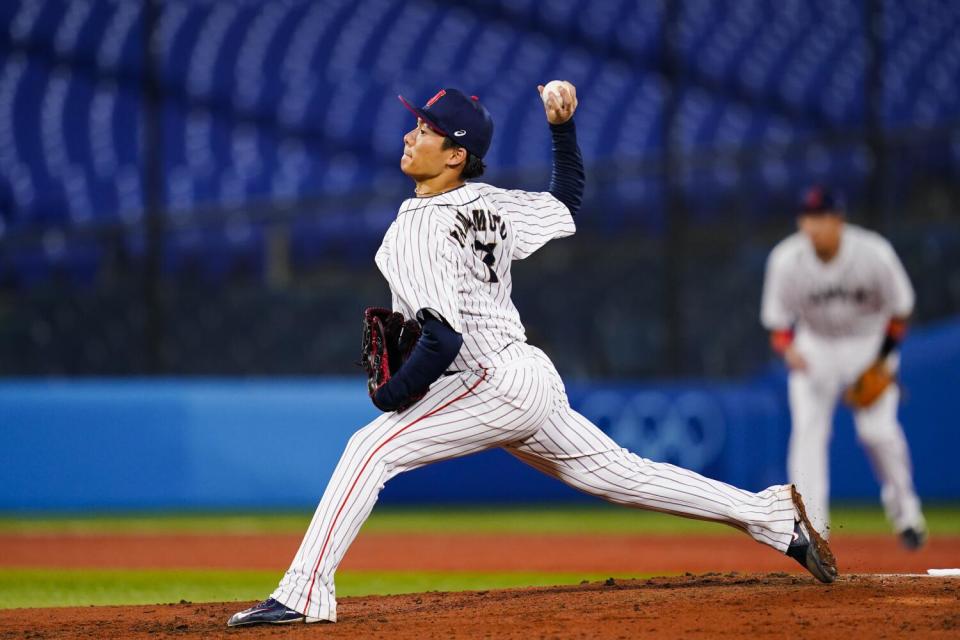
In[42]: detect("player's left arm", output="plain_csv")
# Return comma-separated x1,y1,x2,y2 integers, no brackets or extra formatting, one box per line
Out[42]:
876,239,915,360
372,312,462,412
371,225,465,412
845,241,914,408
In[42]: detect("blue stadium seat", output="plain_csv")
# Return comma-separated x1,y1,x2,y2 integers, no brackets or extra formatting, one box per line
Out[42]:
0,0,957,278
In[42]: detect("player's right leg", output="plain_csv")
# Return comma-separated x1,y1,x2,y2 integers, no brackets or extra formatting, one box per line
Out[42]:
506,404,836,581
786,372,837,537
228,353,555,626
504,348,835,582
506,405,796,549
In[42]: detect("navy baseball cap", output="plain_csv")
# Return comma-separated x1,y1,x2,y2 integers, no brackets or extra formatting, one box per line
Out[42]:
398,88,494,159
798,185,844,215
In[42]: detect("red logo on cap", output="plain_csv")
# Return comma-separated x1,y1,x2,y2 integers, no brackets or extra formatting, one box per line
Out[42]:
426,89,446,107
805,186,823,209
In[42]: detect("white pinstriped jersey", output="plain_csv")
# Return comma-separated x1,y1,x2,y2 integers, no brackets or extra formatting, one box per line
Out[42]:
761,224,914,338
270,174,806,626
374,182,575,372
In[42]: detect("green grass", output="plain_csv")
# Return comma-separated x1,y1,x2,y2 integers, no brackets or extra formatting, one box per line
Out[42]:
829,504,960,535
1,503,959,536
1,504,957,610
0,569,619,610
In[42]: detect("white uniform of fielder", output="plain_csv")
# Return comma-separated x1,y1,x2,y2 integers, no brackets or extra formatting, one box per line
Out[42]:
761,222,926,538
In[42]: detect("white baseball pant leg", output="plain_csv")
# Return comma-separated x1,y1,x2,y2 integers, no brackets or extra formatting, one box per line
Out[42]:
853,385,925,532
271,353,555,621
786,371,836,537
505,349,797,552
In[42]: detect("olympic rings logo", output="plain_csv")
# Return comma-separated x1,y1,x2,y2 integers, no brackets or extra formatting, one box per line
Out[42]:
575,390,727,471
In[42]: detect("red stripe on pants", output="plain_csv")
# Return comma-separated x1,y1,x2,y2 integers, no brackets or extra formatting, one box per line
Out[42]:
302,371,487,614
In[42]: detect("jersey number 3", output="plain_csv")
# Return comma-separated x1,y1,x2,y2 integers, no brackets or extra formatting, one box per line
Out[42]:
473,240,499,283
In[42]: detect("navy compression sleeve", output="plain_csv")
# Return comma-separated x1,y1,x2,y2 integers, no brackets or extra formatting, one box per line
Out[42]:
548,119,585,216
373,316,463,411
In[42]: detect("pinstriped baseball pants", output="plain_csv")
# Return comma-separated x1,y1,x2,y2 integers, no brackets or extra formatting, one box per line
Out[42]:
272,344,797,621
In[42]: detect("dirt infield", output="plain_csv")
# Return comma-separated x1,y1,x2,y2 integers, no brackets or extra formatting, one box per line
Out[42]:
3,531,959,574
1,574,958,639
3,532,960,638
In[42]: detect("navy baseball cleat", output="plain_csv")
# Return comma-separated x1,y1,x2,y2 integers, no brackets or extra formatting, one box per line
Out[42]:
899,526,927,551
227,598,327,627
786,486,838,584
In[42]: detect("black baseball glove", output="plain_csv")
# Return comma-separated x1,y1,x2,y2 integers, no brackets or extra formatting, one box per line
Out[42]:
361,307,423,411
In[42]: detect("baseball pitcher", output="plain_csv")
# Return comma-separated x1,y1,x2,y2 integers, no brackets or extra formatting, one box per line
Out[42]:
761,186,927,548
228,83,837,627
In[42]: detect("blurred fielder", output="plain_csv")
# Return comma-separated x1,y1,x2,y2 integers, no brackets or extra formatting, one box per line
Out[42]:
228,83,836,627
761,187,927,549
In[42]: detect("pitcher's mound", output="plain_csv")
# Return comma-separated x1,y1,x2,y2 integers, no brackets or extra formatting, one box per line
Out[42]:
1,573,957,639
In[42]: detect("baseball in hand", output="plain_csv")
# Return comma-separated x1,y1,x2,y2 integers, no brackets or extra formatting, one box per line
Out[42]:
541,80,569,104
538,80,577,124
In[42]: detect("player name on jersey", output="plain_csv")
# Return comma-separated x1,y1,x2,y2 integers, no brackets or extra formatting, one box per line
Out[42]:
449,208,509,247
375,182,575,373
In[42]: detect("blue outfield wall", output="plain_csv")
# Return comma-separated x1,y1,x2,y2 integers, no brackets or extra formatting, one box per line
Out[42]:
1,317,958,511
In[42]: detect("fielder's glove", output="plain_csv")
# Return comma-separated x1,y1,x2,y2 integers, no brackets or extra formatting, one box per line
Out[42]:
361,307,423,412
843,359,895,409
